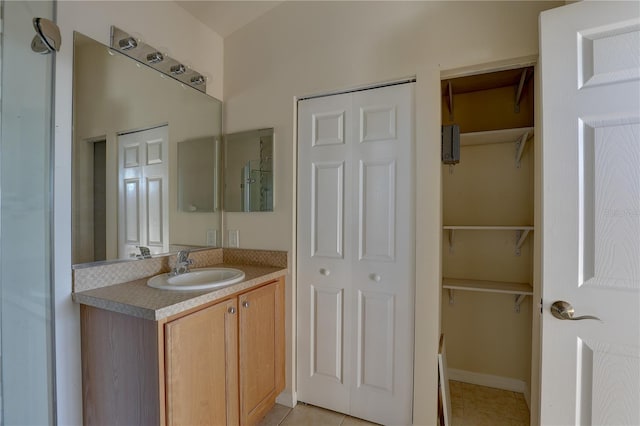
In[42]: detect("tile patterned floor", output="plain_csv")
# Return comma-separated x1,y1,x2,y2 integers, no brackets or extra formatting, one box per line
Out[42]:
257,402,379,426
258,381,530,426
449,381,530,426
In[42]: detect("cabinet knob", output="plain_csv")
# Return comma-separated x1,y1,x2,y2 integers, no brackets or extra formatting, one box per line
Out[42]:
319,268,331,276
228,307,236,314
242,301,250,308
369,273,381,282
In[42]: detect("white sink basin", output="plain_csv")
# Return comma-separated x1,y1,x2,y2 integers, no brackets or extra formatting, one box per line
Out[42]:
147,267,246,291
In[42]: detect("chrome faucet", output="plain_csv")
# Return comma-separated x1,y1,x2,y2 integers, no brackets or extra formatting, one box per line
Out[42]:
171,250,193,275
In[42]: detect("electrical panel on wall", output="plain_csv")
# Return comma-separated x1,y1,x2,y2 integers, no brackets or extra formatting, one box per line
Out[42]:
441,124,460,164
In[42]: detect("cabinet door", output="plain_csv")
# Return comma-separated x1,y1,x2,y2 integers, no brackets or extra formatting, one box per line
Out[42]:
165,298,239,426
239,279,285,426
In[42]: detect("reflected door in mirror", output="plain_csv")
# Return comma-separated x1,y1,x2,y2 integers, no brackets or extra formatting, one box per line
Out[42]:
118,126,169,259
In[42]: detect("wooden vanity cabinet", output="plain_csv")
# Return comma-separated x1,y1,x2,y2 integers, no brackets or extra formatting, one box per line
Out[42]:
165,298,239,426
80,277,285,426
239,281,285,425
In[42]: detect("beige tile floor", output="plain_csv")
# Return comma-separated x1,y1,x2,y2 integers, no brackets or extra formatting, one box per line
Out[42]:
449,381,530,426
257,381,529,426
257,402,379,426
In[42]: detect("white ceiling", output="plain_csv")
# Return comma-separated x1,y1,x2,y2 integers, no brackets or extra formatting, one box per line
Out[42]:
176,1,284,38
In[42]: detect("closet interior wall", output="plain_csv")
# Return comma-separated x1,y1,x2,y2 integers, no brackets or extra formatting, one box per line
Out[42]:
440,68,535,401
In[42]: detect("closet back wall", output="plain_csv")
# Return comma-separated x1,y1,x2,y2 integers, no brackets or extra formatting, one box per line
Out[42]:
441,80,534,397
223,2,561,422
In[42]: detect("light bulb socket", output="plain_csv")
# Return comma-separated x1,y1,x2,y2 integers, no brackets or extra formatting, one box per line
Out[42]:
146,51,164,64
118,37,137,51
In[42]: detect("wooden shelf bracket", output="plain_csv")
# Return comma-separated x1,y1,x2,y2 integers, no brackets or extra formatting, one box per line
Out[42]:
514,294,528,313
446,81,454,120
515,131,531,168
515,229,531,256
448,229,455,253
514,68,528,113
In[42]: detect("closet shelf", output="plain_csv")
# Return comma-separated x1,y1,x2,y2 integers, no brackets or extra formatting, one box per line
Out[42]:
443,278,533,313
443,278,532,294
460,127,533,147
443,225,533,230
458,127,533,168
444,226,533,256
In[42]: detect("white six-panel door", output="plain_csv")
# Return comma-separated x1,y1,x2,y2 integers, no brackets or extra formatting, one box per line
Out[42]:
297,83,415,425
540,2,640,425
118,126,169,259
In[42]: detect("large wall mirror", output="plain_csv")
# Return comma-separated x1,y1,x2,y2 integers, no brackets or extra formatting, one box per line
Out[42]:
224,128,274,212
72,32,222,265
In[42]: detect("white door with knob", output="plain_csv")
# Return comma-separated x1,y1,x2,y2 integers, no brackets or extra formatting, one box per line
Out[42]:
540,2,640,425
297,83,415,425
118,125,169,259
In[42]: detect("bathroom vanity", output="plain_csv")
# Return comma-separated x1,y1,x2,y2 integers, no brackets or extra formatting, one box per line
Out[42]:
74,249,287,426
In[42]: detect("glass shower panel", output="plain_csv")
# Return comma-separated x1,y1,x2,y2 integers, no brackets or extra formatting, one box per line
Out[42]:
0,1,55,424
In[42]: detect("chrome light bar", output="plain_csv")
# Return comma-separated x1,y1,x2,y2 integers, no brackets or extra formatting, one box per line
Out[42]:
110,26,207,93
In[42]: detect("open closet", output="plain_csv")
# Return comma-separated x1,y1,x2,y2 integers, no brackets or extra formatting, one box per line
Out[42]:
440,65,536,422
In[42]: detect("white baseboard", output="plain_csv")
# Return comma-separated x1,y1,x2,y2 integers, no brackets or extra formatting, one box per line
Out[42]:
448,368,529,405
276,390,297,408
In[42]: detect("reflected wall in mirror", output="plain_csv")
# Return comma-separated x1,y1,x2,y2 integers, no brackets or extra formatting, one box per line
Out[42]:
72,32,222,265
178,137,218,213
224,128,274,212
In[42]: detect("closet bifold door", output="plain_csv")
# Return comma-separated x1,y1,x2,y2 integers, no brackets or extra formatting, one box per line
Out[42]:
297,91,353,414
348,84,414,425
297,82,415,425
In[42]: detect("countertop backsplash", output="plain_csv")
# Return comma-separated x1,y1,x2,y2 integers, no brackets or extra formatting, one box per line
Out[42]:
72,248,287,293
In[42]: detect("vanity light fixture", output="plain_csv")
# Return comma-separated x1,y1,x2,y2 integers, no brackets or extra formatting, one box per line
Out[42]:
109,26,207,93
171,64,186,75
146,51,164,64
118,36,138,51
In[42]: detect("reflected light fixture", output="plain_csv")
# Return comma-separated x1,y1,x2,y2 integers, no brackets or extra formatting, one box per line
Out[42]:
190,75,206,85
118,37,137,50
146,51,164,64
171,64,186,75
110,26,207,92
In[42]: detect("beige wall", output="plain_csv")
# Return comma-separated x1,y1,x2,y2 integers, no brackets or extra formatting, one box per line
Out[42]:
55,2,224,423
223,1,562,423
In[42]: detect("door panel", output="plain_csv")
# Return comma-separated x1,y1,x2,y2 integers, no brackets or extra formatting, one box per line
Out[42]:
356,290,394,392
298,83,414,425
310,285,344,382
349,84,414,426
540,2,640,424
297,92,353,413
124,179,141,244
359,159,396,261
360,105,397,143
314,110,346,146
585,121,639,288
146,177,165,246
312,161,345,258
